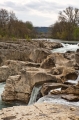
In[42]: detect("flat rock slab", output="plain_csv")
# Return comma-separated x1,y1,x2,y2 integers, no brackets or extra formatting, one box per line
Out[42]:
0,103,79,120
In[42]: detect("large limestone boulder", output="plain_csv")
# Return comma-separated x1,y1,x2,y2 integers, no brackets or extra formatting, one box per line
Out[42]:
40,55,55,69
62,85,79,95
50,66,78,83
41,40,63,50
41,83,69,96
4,60,26,75
1,75,31,103
32,72,56,86
45,53,77,68
40,52,77,69
50,53,69,66
29,48,51,63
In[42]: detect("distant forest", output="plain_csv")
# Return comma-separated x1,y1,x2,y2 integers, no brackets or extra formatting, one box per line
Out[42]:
0,9,36,40
51,6,79,41
0,7,79,41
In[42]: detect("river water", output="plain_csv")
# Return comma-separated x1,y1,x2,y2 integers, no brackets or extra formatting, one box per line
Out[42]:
0,39,79,109
28,86,42,105
52,43,79,53
37,95,79,107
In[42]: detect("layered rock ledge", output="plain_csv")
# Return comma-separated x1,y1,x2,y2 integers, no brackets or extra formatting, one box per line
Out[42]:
0,103,79,120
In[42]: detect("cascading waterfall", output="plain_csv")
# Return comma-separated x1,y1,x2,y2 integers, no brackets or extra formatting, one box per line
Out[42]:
28,85,42,105
52,43,79,53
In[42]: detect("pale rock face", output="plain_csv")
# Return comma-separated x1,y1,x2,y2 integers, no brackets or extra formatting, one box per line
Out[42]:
62,85,79,95
0,65,10,82
41,83,69,96
50,66,78,83
29,48,51,63
4,60,28,75
40,55,55,69
1,75,31,103
0,103,79,120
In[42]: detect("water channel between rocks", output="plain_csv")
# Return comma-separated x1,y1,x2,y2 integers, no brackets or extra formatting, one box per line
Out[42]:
0,40,79,109
29,76,79,107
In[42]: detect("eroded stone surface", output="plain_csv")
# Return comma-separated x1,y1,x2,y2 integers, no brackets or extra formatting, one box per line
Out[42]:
41,83,69,96
0,103,79,120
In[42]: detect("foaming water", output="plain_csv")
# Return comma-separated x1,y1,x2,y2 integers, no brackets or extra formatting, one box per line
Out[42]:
52,43,79,53
37,95,79,107
28,86,42,105
66,75,79,84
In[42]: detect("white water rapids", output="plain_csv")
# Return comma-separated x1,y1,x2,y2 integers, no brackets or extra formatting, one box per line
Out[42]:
37,95,79,107
28,86,42,105
52,43,79,53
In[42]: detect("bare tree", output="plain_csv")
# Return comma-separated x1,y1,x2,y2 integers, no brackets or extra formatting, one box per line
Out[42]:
0,9,9,27
59,6,79,25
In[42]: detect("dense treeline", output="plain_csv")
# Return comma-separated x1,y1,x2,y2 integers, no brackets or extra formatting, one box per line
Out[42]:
51,7,79,41
0,9,36,40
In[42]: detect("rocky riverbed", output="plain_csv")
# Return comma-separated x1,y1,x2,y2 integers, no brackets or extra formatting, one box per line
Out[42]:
0,39,79,119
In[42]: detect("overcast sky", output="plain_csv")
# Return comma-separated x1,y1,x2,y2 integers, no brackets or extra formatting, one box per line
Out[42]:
0,0,79,26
